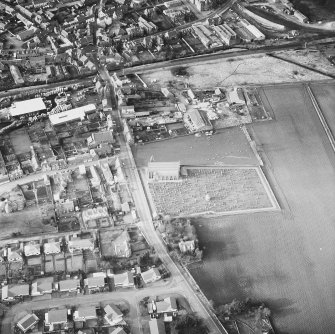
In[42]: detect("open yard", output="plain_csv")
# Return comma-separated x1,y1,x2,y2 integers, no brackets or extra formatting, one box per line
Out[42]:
140,53,331,90
133,127,259,168
149,167,277,217
189,84,335,334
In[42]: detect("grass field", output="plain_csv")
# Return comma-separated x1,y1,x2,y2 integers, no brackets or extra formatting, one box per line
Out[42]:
189,84,335,334
310,82,335,137
132,127,259,168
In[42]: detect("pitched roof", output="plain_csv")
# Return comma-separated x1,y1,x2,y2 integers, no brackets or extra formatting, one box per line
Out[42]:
24,243,41,256
47,309,67,324
148,297,177,314
32,277,54,293
17,313,39,332
68,238,94,251
75,306,96,319
2,284,30,299
113,271,134,287
85,276,105,288
58,279,80,291
44,242,61,254
104,304,123,317
141,268,161,283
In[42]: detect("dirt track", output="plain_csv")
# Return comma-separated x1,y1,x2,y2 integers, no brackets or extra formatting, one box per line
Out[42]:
189,84,335,334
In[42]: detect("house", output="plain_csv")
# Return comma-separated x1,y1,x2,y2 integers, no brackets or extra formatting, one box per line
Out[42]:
178,240,195,253
141,268,161,284
148,297,178,315
45,309,68,326
113,271,134,288
68,238,94,253
31,277,54,296
87,130,114,147
7,248,22,262
104,304,124,326
74,306,97,322
58,279,80,292
2,284,30,301
110,230,131,258
147,161,180,182
84,275,106,291
17,313,39,333
149,318,166,334
24,243,41,257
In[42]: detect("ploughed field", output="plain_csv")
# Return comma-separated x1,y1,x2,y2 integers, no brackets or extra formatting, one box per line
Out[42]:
189,84,335,334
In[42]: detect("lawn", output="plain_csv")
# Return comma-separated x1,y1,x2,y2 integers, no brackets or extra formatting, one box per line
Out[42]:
189,84,335,334
132,127,260,168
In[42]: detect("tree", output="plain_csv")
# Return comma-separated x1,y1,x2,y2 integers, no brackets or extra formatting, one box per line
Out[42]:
172,314,207,334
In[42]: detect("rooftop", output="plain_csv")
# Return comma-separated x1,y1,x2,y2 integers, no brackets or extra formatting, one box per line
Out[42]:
47,309,67,324
10,98,46,117
17,313,39,332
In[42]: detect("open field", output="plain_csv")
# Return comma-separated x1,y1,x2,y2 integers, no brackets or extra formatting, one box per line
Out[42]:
149,167,277,217
132,127,259,168
310,82,335,136
140,53,330,89
189,84,335,334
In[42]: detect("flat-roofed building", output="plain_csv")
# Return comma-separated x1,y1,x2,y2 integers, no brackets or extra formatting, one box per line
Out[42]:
10,98,46,117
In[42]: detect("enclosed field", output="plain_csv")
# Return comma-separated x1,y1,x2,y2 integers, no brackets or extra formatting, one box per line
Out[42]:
310,82,335,137
189,84,335,334
132,127,259,167
149,167,277,217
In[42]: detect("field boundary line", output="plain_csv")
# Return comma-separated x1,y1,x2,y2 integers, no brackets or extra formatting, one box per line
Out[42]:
306,85,335,153
241,125,263,166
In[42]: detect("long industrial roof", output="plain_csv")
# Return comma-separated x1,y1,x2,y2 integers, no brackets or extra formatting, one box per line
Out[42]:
49,104,96,125
10,98,46,116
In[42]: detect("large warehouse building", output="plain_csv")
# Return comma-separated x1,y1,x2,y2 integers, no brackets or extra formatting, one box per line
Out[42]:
10,97,47,117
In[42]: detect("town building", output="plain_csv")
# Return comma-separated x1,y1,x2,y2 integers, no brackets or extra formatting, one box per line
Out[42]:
179,240,195,253
74,306,97,322
49,104,96,126
84,275,106,292
184,109,213,132
44,241,62,255
17,313,39,333
24,243,41,257
2,284,30,301
148,297,178,316
45,309,68,326
294,10,308,23
113,271,135,288
9,65,24,85
147,161,180,182
58,279,80,292
10,97,46,117
227,87,246,106
104,304,124,326
141,268,161,284
31,277,54,295
68,237,94,253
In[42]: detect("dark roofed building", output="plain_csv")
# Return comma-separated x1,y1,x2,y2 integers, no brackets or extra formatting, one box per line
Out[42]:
17,313,39,333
